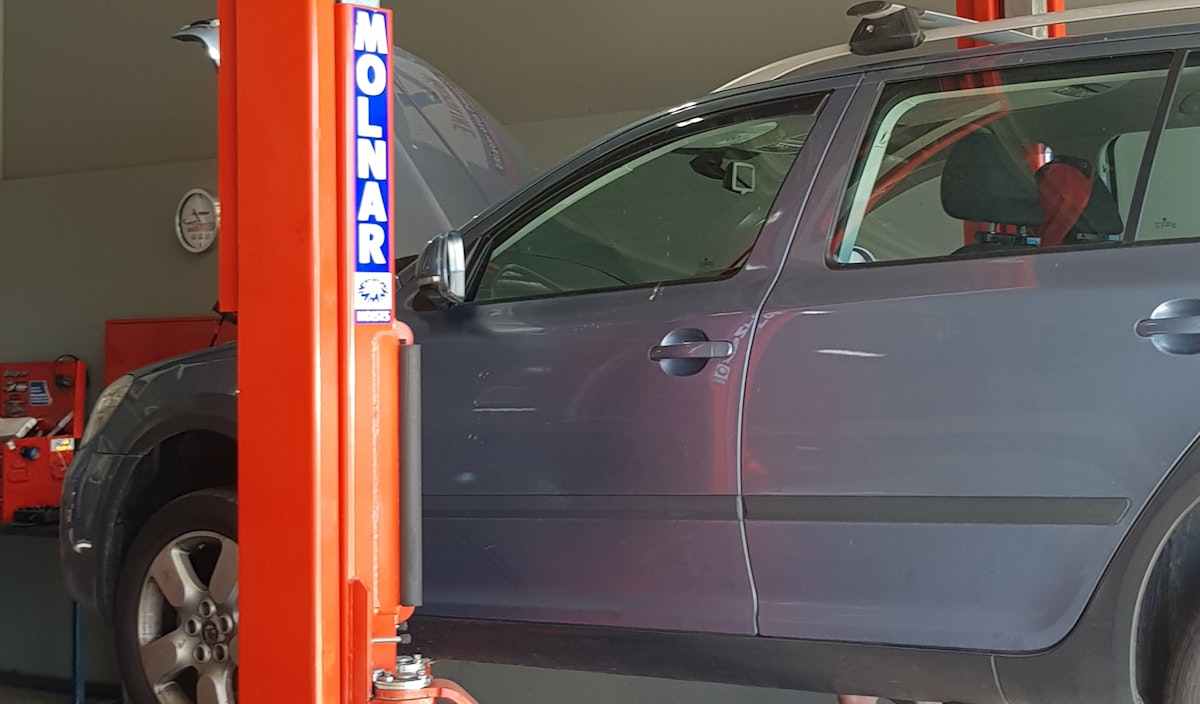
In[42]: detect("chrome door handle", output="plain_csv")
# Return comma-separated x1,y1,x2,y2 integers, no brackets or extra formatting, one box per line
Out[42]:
648,340,734,362
1135,317,1200,337
1137,299,1200,355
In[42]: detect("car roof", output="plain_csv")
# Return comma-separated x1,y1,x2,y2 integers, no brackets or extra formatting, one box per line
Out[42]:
723,18,1200,98
494,15,1200,217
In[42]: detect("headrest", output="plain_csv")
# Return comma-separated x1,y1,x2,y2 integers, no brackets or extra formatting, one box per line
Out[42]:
940,130,1044,227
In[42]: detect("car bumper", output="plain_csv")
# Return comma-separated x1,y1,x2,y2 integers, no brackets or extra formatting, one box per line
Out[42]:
59,447,130,617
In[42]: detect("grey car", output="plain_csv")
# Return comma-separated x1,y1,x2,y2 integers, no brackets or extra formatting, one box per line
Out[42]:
59,8,1200,704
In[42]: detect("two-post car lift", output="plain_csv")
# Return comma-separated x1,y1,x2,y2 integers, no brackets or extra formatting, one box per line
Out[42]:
220,0,472,701
215,1,1200,703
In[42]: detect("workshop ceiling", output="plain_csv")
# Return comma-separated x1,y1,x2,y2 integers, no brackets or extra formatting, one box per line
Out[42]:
5,0,1200,179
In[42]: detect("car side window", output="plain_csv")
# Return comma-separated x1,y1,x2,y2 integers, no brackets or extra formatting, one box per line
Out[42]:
1116,55,1200,243
473,96,827,303
831,54,1172,266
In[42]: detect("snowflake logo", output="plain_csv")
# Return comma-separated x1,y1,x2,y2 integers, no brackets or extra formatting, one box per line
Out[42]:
358,277,389,303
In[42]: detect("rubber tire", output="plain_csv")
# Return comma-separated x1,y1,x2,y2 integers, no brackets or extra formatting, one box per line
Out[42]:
113,488,238,704
1167,605,1200,704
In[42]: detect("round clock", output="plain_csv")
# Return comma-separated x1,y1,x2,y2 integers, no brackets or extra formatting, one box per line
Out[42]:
175,188,220,254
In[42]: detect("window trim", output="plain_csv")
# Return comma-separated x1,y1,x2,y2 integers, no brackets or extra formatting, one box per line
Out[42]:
1124,50,1189,243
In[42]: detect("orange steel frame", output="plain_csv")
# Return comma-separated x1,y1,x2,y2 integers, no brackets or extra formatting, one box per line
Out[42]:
958,0,1067,46
222,1,475,701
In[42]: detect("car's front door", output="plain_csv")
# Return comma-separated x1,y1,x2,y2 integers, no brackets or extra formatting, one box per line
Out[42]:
405,82,850,634
744,44,1200,651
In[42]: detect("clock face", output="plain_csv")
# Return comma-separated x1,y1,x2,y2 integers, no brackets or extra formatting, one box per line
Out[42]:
175,189,220,253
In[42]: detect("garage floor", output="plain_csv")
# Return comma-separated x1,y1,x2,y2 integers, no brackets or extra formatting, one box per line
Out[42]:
0,667,834,704
0,686,115,704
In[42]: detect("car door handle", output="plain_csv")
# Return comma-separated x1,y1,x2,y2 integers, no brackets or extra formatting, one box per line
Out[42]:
1135,316,1200,337
1137,299,1200,355
648,340,735,362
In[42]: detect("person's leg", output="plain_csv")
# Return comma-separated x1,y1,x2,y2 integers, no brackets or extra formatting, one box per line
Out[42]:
836,696,879,704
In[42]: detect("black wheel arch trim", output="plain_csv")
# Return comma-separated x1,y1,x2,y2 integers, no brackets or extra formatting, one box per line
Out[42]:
993,431,1200,704
82,404,237,619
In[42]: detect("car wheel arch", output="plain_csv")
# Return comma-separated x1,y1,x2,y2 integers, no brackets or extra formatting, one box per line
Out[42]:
994,432,1200,704
1134,470,1200,704
96,420,238,619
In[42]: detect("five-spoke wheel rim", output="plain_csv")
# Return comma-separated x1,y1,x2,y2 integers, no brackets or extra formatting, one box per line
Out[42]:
136,530,238,704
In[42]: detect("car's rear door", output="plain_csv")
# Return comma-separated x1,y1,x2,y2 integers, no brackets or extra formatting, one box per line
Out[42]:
743,39,1200,652
405,78,854,634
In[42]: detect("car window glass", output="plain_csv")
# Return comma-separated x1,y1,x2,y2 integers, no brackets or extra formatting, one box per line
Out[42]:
473,96,826,303
1119,55,1200,242
831,54,1172,266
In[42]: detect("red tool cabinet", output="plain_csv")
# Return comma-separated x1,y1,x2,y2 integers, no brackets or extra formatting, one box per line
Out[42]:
0,358,86,523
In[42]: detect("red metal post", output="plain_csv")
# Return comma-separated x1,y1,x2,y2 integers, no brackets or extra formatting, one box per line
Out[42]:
230,2,342,704
332,4,413,700
226,1,477,700
217,0,238,313
957,0,1065,48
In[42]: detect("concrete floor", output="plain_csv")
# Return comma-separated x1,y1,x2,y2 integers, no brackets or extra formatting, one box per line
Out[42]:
0,685,115,704
0,664,833,704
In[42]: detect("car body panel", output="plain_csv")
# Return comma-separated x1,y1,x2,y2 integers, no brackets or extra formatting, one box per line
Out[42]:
60,343,239,615
743,35,1200,652
407,82,855,633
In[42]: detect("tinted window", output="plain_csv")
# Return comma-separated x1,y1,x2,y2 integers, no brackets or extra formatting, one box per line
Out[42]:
832,55,1172,265
1121,55,1200,242
474,97,826,303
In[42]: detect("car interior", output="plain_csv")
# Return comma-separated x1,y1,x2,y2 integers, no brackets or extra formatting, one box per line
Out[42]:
475,111,821,302
833,54,1200,265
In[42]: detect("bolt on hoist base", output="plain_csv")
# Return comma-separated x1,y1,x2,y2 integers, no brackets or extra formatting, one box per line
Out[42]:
372,655,481,704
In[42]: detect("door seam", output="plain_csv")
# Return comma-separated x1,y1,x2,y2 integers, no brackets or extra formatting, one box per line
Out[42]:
734,75,862,635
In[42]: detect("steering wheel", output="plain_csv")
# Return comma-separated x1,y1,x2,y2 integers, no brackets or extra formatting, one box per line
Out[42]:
490,262,568,297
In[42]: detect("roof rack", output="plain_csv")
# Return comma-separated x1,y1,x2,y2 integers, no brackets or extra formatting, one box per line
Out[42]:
715,0,1200,92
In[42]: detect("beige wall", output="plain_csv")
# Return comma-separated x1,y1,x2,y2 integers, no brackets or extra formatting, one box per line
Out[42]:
0,160,220,399
0,0,219,399
507,109,658,168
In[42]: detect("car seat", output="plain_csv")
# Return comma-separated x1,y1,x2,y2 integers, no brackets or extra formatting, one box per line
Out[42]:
940,128,1045,254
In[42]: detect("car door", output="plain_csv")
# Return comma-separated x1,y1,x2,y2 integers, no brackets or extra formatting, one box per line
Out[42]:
402,80,852,634
743,43,1200,652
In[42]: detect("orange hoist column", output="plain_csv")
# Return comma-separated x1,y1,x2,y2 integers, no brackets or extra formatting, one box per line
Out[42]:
231,1,342,703
231,0,477,701
334,7,477,702
956,0,1065,48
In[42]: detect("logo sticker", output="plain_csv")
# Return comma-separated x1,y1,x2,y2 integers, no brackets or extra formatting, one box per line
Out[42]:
350,8,393,325
51,438,75,452
28,381,51,407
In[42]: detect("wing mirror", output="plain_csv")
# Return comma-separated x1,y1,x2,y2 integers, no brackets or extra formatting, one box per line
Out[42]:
415,231,467,309
172,19,221,69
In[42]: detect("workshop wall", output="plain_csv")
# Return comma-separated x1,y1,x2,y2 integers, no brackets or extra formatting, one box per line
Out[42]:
0,0,219,403
0,159,220,404
507,109,658,168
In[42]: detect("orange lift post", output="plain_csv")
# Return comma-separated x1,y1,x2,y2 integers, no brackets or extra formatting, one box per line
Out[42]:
224,0,477,701
957,0,1066,46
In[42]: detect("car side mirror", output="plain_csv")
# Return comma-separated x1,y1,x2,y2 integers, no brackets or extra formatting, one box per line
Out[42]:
172,19,221,69
415,231,467,309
